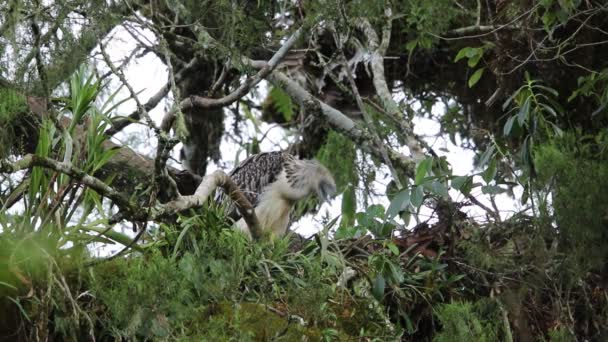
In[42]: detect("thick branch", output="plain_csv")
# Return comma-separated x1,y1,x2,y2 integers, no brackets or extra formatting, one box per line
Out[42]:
160,26,303,132
264,67,416,177
0,154,260,238
0,154,140,218
357,18,425,162
186,27,302,110
157,170,262,239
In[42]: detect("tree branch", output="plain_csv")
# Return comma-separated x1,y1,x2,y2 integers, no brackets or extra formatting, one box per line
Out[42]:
157,170,262,239
159,26,304,132
99,41,158,132
332,26,404,189
0,154,140,219
0,154,262,239
357,17,426,163
263,66,416,177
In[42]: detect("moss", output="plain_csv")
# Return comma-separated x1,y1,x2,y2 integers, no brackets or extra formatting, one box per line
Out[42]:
534,136,608,278
433,300,501,342
0,87,28,158
188,301,346,341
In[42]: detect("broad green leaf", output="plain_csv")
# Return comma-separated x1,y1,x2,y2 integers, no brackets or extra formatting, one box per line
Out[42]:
534,84,559,97
539,102,558,117
366,204,386,218
405,40,418,52
517,96,531,125
372,274,386,301
387,261,404,283
467,52,482,68
461,178,476,195
387,242,400,256
454,47,472,62
477,145,495,168
386,189,410,219
430,181,449,198
451,176,469,190
503,115,516,136
482,159,497,183
411,186,425,208
415,158,433,185
468,68,485,88
481,185,507,194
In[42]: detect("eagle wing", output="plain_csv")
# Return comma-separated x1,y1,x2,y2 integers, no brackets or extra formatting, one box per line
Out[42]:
217,151,288,220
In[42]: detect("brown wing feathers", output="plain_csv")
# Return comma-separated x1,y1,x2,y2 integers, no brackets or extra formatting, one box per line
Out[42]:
218,151,288,220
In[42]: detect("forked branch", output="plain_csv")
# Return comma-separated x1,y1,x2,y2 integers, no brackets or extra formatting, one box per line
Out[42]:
159,170,262,239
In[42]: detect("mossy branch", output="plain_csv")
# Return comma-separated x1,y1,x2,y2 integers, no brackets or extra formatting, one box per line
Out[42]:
0,156,261,239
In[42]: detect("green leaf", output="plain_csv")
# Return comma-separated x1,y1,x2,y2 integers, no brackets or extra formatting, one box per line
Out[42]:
0,281,17,290
366,204,386,218
340,186,356,227
372,274,386,301
386,189,410,219
468,68,485,88
451,176,468,190
447,274,466,283
481,185,507,194
269,86,294,121
415,157,433,185
503,115,517,136
7,297,31,322
387,242,400,256
461,179,475,195
454,47,481,63
410,186,425,208
534,84,559,97
521,186,529,205
477,145,495,168
539,102,558,117
467,52,482,68
454,47,472,62
482,159,497,183
405,40,418,52
79,226,144,252
517,96,531,125
430,181,449,198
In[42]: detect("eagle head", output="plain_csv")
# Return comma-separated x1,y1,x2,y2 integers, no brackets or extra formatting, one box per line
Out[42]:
286,158,336,203
315,167,337,203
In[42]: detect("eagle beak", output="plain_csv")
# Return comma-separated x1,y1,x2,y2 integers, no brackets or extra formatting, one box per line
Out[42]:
318,181,336,203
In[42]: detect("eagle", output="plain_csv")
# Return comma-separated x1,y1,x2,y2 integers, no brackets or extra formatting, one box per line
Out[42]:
217,151,336,239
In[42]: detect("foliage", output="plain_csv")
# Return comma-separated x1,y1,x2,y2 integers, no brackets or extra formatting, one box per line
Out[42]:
433,300,501,342
0,87,27,158
534,132,608,278
3,0,608,340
